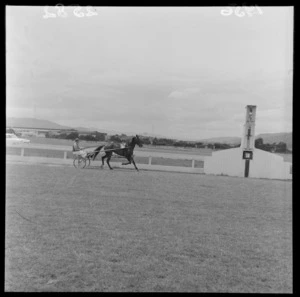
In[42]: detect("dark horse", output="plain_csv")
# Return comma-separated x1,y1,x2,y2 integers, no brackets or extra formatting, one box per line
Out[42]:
93,135,143,171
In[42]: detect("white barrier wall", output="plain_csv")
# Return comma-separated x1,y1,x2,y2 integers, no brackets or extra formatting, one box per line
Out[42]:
249,148,292,180
204,147,244,177
204,147,292,180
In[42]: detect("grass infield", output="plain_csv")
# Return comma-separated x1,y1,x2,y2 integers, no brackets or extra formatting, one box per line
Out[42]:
5,163,292,292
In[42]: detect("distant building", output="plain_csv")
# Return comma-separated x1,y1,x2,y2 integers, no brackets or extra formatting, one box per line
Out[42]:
78,131,108,141
7,126,108,141
8,127,75,138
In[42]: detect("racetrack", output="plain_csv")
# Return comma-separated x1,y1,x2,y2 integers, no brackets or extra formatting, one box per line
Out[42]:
5,163,292,292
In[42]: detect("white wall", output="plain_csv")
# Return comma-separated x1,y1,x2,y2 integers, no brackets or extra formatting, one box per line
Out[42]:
250,149,292,180
204,147,292,180
204,147,245,177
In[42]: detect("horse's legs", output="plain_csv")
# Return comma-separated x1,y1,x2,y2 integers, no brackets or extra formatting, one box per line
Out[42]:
106,153,113,170
131,157,139,171
122,157,131,166
101,154,107,168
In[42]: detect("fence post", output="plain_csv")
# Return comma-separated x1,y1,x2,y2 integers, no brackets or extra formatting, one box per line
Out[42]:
21,148,24,157
192,159,195,168
64,151,67,160
148,156,152,165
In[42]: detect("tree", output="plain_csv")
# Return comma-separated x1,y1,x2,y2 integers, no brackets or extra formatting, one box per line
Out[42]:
141,137,151,145
95,132,106,141
152,137,158,146
80,134,96,141
214,143,231,150
65,132,79,140
255,138,264,148
195,142,205,148
185,142,195,148
260,143,273,152
58,133,67,139
110,135,122,143
275,142,287,153
6,128,15,134
173,141,185,147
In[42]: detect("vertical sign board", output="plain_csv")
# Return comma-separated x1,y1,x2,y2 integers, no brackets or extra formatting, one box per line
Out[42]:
241,106,256,178
244,160,250,177
243,150,253,177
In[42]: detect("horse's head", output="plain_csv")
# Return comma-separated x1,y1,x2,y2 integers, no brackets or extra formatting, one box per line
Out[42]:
134,134,143,147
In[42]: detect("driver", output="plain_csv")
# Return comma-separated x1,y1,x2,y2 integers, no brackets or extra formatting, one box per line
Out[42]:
72,138,87,158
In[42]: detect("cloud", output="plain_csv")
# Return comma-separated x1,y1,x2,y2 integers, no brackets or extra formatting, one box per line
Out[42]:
6,7,293,139
168,88,200,99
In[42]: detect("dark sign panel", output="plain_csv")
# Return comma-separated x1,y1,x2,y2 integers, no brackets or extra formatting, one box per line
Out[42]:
243,150,253,160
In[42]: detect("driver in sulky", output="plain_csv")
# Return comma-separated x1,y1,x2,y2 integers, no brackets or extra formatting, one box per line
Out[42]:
72,138,87,158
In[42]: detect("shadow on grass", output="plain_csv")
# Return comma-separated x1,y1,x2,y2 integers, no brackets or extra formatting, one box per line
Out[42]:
84,165,207,177
84,165,140,172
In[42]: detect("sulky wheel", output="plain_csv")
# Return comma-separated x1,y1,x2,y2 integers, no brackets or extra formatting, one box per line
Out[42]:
73,156,86,169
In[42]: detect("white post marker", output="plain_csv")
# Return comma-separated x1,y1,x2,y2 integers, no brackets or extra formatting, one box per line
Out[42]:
148,156,152,165
21,148,25,157
241,105,257,177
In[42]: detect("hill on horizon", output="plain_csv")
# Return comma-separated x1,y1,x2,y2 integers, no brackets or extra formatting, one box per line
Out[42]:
256,132,292,149
6,118,292,148
198,132,292,149
199,137,241,144
6,117,168,137
7,117,71,130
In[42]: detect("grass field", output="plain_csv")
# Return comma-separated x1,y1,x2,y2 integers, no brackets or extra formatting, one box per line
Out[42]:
5,163,292,292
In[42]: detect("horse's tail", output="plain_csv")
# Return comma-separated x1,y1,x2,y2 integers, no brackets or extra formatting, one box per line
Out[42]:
92,145,105,160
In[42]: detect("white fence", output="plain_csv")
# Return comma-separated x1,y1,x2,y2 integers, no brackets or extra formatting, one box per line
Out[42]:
7,144,208,173
8,144,292,178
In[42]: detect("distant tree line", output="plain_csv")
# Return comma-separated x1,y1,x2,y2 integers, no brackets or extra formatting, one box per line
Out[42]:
255,138,291,153
6,128,16,134
109,135,123,143
44,131,291,153
7,128,22,137
147,137,240,149
46,131,106,141
107,135,241,149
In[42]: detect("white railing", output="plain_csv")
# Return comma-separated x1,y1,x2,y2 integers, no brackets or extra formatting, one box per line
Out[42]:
6,144,208,169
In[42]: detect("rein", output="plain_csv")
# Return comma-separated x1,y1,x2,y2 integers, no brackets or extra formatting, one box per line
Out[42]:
103,138,137,152
101,147,128,152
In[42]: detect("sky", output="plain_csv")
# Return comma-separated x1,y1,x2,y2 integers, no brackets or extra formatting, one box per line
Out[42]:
6,6,293,140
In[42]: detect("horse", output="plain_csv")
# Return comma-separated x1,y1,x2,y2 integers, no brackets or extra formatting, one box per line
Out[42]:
92,135,143,171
